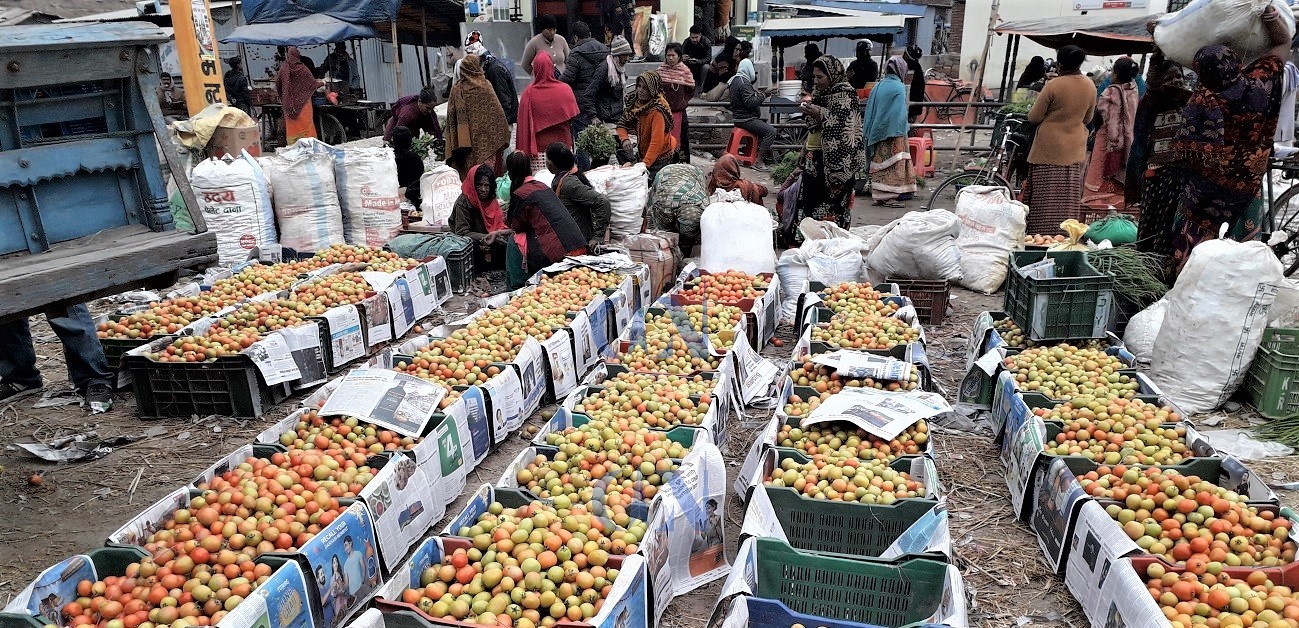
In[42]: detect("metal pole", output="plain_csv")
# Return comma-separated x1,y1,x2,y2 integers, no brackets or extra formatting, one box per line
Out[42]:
950,0,999,169
421,6,432,86
1005,34,1020,100
392,21,403,97
998,33,1011,100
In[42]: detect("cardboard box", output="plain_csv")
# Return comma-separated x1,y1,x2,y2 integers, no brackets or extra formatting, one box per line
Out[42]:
208,124,262,159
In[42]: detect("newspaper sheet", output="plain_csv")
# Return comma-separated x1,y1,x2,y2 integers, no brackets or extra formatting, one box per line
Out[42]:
812,350,913,381
318,368,446,437
806,388,952,440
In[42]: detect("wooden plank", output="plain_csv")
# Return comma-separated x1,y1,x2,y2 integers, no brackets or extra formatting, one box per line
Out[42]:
0,137,142,189
0,227,217,319
0,48,138,90
0,23,169,53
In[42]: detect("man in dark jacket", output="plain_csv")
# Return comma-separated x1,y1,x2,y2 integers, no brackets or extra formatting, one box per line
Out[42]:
562,21,608,144
587,36,632,123
681,25,712,85
466,32,519,124
223,57,252,113
546,143,610,248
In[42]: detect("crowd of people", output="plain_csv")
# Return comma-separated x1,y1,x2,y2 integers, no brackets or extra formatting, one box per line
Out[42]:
1019,5,1293,278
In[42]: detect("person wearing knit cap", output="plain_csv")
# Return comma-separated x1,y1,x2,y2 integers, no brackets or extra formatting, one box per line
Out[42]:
587,36,632,124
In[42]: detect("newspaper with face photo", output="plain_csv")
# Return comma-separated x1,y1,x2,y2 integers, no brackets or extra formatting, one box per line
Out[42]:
318,368,446,437
812,350,913,382
639,442,730,625
805,387,952,441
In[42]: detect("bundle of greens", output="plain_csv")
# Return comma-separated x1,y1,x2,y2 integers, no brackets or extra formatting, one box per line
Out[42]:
1086,247,1169,309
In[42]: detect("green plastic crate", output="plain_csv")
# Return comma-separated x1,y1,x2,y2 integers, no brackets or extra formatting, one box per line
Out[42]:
762,487,943,559
751,538,950,627
1246,328,1299,419
1004,251,1114,341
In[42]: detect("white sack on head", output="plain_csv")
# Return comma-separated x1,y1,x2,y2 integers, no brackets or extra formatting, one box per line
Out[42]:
1154,0,1295,67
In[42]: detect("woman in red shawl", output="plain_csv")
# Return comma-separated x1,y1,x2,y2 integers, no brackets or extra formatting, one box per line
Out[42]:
276,47,323,143
451,164,513,270
517,51,579,172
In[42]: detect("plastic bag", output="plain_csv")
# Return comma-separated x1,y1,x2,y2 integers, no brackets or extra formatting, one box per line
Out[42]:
1150,239,1285,413
806,238,869,285
865,210,964,283
419,165,463,230
259,149,345,253
1048,219,1092,251
699,199,777,274
1267,278,1299,326
1200,429,1295,460
1122,299,1168,365
648,14,669,61
585,164,649,237
775,249,809,323
190,151,277,266
954,186,1028,293
1155,0,1295,66
1086,213,1138,245
496,176,512,211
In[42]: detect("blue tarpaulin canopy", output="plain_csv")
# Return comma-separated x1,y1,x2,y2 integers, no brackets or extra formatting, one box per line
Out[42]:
241,0,401,25
221,13,378,45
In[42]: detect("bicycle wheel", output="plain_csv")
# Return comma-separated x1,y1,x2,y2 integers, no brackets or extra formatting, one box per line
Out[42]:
1269,184,1299,276
924,170,1011,211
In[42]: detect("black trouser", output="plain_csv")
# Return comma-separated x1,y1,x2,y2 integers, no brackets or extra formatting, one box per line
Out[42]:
735,118,776,164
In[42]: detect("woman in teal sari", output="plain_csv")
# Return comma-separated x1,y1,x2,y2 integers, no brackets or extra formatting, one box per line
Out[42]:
862,56,917,207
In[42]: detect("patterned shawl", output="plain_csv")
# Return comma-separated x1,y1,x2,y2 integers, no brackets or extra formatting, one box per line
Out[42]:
807,55,865,188
621,70,674,134
447,55,510,166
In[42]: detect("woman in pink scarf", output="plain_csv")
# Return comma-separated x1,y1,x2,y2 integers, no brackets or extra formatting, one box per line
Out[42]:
1083,56,1141,205
516,51,579,171
658,42,696,160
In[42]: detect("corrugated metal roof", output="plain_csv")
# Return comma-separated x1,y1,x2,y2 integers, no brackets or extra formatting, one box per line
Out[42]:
0,0,138,19
0,6,57,25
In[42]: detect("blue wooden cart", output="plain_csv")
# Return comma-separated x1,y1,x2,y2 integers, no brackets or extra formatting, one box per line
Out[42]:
0,22,217,321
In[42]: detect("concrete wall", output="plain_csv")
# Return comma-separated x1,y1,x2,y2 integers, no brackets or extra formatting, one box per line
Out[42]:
958,0,1170,90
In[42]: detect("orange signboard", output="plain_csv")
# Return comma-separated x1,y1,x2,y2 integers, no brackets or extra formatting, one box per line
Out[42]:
170,0,226,116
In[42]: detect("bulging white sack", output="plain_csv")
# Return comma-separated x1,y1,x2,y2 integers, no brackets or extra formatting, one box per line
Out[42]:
865,210,964,283
1122,299,1169,365
1155,0,1295,67
260,148,345,253
700,200,776,275
585,164,648,237
190,151,277,266
420,165,463,230
954,186,1028,294
1151,239,1284,414
284,139,401,247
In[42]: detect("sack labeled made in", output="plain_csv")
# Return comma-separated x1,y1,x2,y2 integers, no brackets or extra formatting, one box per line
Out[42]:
190,151,277,266
285,139,402,247
1150,239,1284,413
954,185,1028,294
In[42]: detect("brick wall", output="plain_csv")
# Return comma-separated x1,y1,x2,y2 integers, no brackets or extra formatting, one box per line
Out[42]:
948,0,965,55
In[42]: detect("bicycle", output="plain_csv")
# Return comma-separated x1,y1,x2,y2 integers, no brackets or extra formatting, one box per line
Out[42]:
923,117,1028,211
1262,153,1299,276
916,68,996,127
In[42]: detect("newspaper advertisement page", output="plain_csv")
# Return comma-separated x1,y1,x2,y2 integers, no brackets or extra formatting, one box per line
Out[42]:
514,338,547,416
570,307,601,374
641,442,730,624
481,366,524,445
318,368,446,437
281,323,327,388
386,276,417,338
1067,501,1164,628
737,482,789,544
455,387,494,467
321,305,366,366
1031,457,1096,571
361,292,392,347
731,330,781,404
359,454,441,572
1001,416,1045,518
812,350,913,382
243,331,303,386
541,329,578,399
806,388,951,440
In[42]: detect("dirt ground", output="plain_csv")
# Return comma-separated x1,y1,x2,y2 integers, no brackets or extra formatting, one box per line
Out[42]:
7,138,1299,626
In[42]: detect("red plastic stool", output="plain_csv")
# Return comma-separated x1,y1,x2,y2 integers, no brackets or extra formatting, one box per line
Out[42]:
908,135,936,178
726,127,761,167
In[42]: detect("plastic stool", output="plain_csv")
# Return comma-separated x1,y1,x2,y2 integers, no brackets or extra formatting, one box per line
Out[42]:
726,127,761,167
908,135,936,178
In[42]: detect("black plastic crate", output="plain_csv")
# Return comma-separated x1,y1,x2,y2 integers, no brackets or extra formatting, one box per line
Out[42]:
887,278,950,326
1004,251,1114,341
126,353,292,419
446,246,474,294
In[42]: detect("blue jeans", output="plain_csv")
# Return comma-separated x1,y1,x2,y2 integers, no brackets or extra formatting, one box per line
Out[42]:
571,115,593,171
0,304,112,390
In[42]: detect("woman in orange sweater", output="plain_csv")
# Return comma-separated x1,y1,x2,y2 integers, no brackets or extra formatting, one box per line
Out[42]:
617,71,678,180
